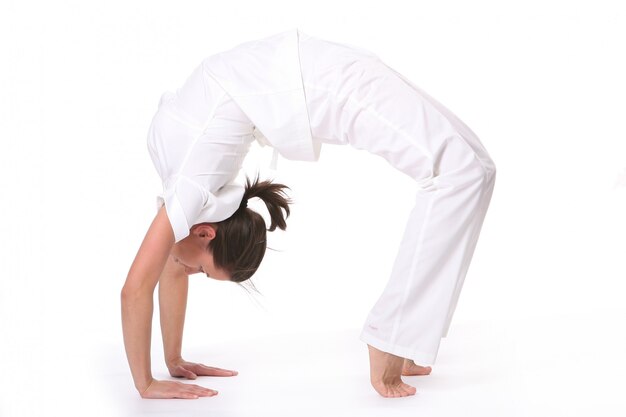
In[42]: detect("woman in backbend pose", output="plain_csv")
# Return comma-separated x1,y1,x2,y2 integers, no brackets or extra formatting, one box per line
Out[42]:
121,28,496,399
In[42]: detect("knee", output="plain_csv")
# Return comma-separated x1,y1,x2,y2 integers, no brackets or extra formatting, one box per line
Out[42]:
463,156,496,197
481,155,496,186
448,154,496,191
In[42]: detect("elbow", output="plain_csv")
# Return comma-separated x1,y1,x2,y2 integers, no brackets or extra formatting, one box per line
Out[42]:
120,285,131,302
120,281,150,304
120,285,135,307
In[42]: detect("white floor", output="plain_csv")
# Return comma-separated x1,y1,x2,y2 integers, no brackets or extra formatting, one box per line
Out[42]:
32,313,623,417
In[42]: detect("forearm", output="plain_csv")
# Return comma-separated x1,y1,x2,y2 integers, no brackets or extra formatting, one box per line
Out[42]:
121,288,155,393
119,206,175,396
158,255,189,366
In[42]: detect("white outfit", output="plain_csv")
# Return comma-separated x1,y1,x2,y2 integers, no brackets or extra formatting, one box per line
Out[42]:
146,28,496,365
147,64,256,243
297,33,497,364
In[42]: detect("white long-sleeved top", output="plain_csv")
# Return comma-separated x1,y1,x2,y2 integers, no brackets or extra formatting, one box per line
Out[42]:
146,27,383,243
147,62,256,243
146,28,324,243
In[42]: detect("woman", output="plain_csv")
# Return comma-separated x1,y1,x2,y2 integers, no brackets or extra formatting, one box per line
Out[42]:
121,28,496,400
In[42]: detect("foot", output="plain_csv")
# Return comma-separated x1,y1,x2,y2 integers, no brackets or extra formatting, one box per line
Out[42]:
402,359,432,376
367,344,417,398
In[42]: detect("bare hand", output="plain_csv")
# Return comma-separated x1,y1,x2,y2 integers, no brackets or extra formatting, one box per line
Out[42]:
140,379,217,399
167,358,239,380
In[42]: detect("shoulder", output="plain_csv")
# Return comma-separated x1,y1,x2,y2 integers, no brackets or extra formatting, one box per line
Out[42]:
123,206,175,292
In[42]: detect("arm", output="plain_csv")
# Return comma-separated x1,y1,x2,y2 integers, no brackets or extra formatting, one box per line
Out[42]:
158,252,240,380
120,206,215,399
121,206,173,392
158,254,189,369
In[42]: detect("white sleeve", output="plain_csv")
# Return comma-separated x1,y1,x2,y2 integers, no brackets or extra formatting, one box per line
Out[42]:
168,61,227,126
147,62,250,243
155,175,206,243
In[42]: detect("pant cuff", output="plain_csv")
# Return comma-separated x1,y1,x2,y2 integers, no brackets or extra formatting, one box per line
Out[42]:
359,329,437,365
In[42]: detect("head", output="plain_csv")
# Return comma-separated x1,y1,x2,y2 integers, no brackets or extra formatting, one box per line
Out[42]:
170,175,291,284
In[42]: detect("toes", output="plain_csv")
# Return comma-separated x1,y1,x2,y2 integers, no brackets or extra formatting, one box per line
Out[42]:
373,380,416,398
402,363,432,376
389,386,402,398
400,382,417,396
413,366,431,376
395,382,413,397
372,381,395,398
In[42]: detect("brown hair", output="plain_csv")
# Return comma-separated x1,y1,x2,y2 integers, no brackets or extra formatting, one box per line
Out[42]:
208,175,291,283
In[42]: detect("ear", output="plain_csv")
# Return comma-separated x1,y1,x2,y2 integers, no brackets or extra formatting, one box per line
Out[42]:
191,223,217,241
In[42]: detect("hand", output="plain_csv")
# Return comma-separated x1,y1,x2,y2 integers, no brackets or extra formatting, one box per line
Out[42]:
140,378,218,399
167,358,239,380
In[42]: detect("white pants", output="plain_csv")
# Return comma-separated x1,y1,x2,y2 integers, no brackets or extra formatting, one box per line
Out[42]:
300,37,496,365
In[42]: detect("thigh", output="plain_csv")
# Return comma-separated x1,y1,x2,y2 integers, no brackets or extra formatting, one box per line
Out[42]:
300,37,492,179
341,59,497,181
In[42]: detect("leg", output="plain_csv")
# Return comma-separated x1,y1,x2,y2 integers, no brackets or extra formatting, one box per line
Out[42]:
337,60,496,395
362,153,494,397
361,152,495,361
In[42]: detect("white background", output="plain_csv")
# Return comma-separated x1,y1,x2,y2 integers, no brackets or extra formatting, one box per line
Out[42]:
1,1,625,416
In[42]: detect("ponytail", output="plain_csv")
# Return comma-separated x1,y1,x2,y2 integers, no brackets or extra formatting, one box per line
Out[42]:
239,175,291,231
208,175,292,283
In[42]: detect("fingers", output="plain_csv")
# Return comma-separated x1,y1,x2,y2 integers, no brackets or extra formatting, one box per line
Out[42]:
176,383,218,399
175,365,198,380
140,380,218,400
170,361,239,378
192,364,239,377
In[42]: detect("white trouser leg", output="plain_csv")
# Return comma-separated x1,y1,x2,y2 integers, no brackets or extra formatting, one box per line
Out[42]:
440,165,496,339
341,61,497,365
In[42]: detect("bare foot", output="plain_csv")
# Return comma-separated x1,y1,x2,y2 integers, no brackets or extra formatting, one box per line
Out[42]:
402,359,432,376
367,344,417,398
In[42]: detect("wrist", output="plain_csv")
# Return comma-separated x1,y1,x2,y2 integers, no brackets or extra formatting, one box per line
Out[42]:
136,376,155,395
166,355,184,369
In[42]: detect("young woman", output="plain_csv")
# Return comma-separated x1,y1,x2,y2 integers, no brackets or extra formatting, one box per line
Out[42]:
121,28,496,400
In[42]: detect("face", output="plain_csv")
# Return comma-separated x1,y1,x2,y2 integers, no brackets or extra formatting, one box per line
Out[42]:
169,223,231,281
